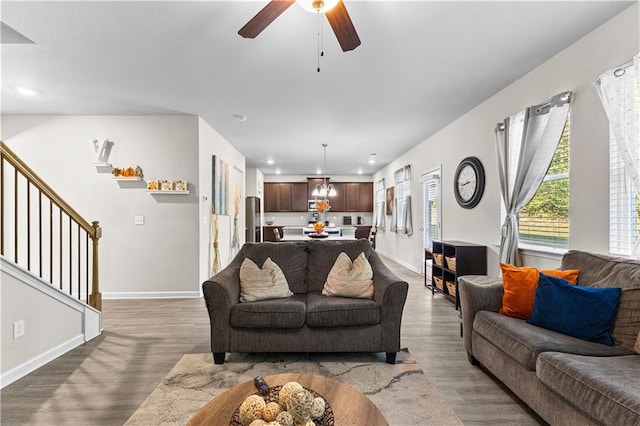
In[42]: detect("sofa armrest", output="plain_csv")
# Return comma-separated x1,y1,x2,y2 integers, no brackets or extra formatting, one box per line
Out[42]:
368,253,409,351
458,275,504,356
202,260,242,353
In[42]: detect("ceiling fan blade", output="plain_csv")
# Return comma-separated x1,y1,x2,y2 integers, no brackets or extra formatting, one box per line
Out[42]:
325,0,361,52
238,0,296,39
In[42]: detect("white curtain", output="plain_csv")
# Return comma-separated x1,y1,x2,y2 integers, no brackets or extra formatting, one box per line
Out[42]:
373,178,385,230
496,91,572,264
393,165,412,235
596,54,640,255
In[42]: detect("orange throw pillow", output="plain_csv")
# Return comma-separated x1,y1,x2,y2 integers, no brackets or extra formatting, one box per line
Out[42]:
499,263,579,319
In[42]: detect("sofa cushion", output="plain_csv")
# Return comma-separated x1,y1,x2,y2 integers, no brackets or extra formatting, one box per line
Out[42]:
239,257,293,302
240,242,308,293
230,294,306,328
528,273,621,346
473,311,631,371
537,352,640,425
499,263,579,320
306,292,380,327
306,240,373,293
561,250,640,351
322,252,374,299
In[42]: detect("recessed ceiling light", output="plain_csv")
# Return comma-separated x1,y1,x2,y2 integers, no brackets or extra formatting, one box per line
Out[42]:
14,86,40,97
275,168,281,174
316,168,322,175
267,159,274,165
233,114,247,122
368,153,377,164
357,169,363,174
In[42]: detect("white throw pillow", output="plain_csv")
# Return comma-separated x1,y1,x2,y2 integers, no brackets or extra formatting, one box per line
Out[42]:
239,257,293,302
322,252,374,299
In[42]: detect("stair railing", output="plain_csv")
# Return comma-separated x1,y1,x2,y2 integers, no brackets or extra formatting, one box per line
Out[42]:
1,141,102,310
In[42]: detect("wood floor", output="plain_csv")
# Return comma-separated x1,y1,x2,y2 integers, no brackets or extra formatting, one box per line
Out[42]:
1,256,544,425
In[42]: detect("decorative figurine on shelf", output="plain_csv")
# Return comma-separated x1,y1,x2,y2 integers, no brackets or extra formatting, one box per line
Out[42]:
175,180,187,191
111,167,121,177
147,180,159,191
160,179,173,191
135,165,143,178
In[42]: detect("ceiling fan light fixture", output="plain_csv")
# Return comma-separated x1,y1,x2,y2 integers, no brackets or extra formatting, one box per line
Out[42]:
297,0,339,14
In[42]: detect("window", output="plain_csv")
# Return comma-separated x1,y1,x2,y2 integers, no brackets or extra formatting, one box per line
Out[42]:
610,140,638,255
518,122,570,248
421,167,441,266
601,57,639,257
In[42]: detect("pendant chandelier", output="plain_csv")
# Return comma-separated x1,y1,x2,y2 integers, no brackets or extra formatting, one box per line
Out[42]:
312,143,337,198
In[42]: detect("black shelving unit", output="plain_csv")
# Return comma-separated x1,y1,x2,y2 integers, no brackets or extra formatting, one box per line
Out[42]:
430,240,487,309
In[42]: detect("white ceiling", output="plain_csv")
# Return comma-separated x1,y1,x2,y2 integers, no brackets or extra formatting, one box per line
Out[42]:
1,1,634,176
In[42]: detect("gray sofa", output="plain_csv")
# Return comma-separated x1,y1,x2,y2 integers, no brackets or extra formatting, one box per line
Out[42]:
202,239,408,365
459,250,640,425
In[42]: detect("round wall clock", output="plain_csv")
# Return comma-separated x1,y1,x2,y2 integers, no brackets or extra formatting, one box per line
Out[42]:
454,156,485,209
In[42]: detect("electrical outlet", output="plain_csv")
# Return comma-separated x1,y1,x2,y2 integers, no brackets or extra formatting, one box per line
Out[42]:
134,215,144,225
13,320,25,339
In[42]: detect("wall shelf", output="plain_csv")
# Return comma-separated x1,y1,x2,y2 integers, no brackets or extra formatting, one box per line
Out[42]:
113,177,142,181
147,190,189,195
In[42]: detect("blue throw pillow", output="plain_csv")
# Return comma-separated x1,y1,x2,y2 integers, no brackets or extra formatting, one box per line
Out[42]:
527,273,621,346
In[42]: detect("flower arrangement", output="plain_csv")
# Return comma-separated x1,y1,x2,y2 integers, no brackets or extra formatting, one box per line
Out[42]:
316,200,331,213
313,221,325,234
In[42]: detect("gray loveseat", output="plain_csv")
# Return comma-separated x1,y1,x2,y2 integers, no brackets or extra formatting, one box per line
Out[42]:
459,250,640,425
202,239,408,365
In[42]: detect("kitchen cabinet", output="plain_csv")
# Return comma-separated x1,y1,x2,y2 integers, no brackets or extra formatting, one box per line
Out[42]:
329,182,346,212
263,226,284,242
345,182,373,212
355,226,371,239
264,183,308,212
291,183,308,212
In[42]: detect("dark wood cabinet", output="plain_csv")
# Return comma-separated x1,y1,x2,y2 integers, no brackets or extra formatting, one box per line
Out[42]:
264,183,308,212
330,182,346,212
264,183,279,212
291,183,308,212
266,180,373,213
358,182,374,212
345,182,373,212
263,226,284,242
429,241,487,309
355,226,371,239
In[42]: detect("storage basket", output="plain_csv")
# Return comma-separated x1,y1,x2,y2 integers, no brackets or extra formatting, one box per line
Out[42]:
433,276,444,292
433,253,444,267
446,281,457,298
445,256,456,271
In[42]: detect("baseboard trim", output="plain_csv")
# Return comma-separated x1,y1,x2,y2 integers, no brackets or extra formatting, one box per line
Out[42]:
376,251,422,274
103,291,201,300
1,335,85,389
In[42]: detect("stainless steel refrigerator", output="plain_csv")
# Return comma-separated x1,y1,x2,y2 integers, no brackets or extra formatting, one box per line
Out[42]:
245,196,262,242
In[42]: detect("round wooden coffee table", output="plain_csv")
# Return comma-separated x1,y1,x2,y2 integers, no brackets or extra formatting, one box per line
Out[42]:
187,373,387,425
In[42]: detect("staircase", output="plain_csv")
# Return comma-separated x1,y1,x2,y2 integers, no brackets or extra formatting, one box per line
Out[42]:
1,141,103,387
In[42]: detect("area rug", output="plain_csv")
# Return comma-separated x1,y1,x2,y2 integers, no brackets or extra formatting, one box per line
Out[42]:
125,350,462,426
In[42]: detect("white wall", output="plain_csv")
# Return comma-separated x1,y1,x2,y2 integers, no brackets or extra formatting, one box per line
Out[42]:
198,117,246,284
2,115,201,297
373,4,639,275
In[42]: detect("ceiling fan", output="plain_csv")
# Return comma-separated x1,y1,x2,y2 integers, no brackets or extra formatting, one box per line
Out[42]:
238,0,361,52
